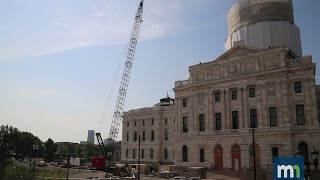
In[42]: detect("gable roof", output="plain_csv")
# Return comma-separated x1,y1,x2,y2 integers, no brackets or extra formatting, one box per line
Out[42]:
215,45,262,62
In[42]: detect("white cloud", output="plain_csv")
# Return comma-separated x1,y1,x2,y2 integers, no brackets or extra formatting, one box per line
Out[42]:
0,0,194,60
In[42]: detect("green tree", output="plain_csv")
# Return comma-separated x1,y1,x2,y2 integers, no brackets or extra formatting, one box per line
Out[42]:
44,138,57,162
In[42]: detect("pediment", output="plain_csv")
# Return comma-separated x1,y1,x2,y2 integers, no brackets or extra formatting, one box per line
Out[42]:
215,45,261,62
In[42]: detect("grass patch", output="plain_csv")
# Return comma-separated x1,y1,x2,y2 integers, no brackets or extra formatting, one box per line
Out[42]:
2,163,77,179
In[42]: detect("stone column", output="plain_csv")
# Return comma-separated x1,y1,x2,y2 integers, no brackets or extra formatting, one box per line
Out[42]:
208,91,214,130
256,83,267,128
309,78,320,126
226,89,231,129
222,90,226,129
240,88,244,129
193,93,197,133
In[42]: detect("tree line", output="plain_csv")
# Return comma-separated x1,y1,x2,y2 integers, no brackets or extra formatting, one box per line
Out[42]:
0,125,101,163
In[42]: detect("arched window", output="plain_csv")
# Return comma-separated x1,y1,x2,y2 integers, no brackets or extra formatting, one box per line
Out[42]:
164,148,168,159
150,148,154,159
133,149,136,158
126,149,128,158
182,145,188,162
298,141,309,162
141,149,144,159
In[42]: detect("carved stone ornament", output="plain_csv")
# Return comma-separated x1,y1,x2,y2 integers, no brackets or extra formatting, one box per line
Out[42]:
197,93,205,105
229,65,237,75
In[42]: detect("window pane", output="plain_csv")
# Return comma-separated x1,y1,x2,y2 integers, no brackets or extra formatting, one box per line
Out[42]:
151,130,155,141
215,92,221,102
232,90,237,100
294,81,302,94
183,98,188,107
269,107,278,127
199,114,205,131
232,111,239,129
183,116,188,133
150,149,153,159
200,149,204,162
215,113,221,130
164,148,168,159
296,105,305,125
143,131,146,141
249,88,256,97
133,149,136,158
165,130,168,141
141,149,144,159
250,109,258,128
182,146,188,162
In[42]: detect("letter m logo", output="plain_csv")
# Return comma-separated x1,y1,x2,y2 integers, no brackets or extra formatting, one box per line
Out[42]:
273,157,303,180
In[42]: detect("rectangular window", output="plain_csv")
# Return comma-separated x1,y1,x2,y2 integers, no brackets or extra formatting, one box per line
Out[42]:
183,116,188,133
231,90,237,100
141,149,144,159
250,109,258,128
143,120,145,126
142,131,146,141
215,92,221,102
294,81,302,94
269,107,278,127
134,121,137,126
127,132,129,142
272,147,279,157
249,87,256,97
182,98,188,107
215,113,221,130
133,149,136,159
127,122,129,127
296,104,305,125
199,114,205,131
165,130,168,141
165,118,168,125
200,149,205,162
134,131,137,141
272,147,279,163
151,118,154,125
151,130,155,141
232,111,239,129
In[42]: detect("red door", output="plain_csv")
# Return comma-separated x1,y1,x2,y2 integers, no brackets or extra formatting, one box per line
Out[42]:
215,151,223,170
214,145,223,170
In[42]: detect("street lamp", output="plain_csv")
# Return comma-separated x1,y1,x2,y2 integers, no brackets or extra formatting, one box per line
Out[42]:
32,144,39,179
310,147,319,171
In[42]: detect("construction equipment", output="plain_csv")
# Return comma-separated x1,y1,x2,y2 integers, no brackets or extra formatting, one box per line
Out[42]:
94,0,144,174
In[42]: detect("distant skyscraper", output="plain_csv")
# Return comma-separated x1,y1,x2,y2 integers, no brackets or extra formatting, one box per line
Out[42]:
87,130,95,144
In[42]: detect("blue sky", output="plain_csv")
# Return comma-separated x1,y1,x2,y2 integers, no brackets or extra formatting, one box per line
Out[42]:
1,0,320,143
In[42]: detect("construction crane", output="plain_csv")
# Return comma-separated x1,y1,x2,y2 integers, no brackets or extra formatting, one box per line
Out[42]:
95,0,144,172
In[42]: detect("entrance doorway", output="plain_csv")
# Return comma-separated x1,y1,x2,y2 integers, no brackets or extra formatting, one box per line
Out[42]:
214,144,223,170
231,144,241,171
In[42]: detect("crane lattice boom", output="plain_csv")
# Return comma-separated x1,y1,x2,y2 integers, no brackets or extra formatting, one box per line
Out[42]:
107,0,144,143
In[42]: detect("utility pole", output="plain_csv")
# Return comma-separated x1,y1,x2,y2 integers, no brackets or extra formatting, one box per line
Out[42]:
252,127,257,180
138,135,141,180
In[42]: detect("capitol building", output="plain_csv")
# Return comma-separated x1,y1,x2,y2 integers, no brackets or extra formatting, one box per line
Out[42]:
121,0,320,175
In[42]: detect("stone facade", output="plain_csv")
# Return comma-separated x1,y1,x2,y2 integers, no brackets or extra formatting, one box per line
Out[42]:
121,100,176,165
121,45,320,171
173,45,320,170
